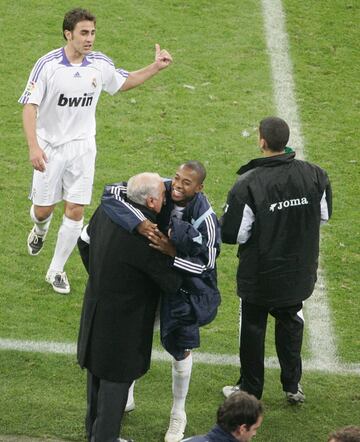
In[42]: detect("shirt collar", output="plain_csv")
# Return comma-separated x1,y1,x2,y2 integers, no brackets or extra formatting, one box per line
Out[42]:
237,152,296,175
59,47,91,67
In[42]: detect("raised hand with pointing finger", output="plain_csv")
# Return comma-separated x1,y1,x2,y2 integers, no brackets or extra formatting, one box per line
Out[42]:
119,43,173,91
155,43,173,70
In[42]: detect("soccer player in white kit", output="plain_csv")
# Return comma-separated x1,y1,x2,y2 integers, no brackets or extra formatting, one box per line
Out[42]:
19,8,173,295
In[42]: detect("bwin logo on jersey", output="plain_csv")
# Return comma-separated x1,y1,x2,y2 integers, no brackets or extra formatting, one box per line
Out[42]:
269,197,309,212
57,93,94,107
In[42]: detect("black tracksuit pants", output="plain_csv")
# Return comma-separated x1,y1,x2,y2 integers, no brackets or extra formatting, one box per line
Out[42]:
237,300,304,399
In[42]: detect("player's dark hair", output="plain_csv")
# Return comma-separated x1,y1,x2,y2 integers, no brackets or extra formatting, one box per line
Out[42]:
181,160,206,184
259,116,290,152
328,426,360,442
63,8,96,40
217,391,263,433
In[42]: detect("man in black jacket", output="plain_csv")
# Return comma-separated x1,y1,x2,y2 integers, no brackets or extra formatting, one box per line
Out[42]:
182,391,263,442
77,172,182,442
101,161,221,442
221,117,332,403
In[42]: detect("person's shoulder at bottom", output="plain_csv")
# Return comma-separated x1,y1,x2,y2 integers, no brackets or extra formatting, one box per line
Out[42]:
184,423,247,441
182,437,208,442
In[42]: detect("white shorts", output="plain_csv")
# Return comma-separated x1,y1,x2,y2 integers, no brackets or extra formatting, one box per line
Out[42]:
29,137,97,206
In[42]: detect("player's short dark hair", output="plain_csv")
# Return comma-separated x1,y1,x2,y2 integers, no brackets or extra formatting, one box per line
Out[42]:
259,116,290,152
181,160,207,184
217,391,263,433
63,8,96,40
328,426,360,442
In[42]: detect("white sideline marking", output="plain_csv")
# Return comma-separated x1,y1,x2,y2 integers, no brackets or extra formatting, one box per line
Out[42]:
0,338,359,375
261,0,337,367
262,0,304,158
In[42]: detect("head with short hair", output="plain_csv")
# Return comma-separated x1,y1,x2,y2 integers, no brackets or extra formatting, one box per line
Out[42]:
171,160,206,207
127,172,165,213
62,8,96,40
259,116,290,152
217,391,263,439
181,160,207,184
328,426,360,442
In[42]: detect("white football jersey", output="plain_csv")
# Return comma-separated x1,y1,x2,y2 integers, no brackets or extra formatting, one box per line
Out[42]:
19,47,128,147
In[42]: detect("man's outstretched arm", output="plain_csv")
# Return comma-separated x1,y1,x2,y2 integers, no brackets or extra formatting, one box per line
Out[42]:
120,44,172,92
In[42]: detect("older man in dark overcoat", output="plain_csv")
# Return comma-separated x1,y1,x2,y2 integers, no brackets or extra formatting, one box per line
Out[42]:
77,172,182,442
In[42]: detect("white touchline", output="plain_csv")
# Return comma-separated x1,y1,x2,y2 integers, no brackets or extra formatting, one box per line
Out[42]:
0,338,359,375
261,0,338,368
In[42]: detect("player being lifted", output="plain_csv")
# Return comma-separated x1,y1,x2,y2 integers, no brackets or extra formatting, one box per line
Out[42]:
19,8,173,294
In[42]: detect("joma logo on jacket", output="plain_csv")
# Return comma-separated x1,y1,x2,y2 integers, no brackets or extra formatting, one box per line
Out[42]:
269,197,309,212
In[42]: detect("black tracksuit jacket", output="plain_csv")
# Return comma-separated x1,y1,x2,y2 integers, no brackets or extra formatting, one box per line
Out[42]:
221,152,332,308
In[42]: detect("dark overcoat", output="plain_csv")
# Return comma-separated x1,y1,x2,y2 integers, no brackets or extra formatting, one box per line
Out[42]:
77,205,182,382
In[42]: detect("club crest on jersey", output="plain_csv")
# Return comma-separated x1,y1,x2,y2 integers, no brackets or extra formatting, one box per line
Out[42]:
57,92,94,107
269,197,309,212
91,77,97,88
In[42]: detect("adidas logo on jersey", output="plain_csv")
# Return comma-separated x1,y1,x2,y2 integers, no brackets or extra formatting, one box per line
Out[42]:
57,93,94,107
269,197,309,212
74,71,81,78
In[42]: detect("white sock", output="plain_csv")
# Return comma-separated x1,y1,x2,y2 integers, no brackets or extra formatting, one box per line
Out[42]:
30,205,53,235
127,381,135,405
49,215,83,272
171,353,193,416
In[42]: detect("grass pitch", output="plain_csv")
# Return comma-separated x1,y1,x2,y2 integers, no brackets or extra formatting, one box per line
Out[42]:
0,0,359,441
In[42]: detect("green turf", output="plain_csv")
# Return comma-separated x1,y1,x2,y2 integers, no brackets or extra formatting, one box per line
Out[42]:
0,0,276,352
1,351,359,441
0,0,359,441
283,0,360,361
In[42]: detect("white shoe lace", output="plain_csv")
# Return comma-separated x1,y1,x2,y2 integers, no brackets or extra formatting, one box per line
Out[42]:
167,414,186,437
30,228,45,243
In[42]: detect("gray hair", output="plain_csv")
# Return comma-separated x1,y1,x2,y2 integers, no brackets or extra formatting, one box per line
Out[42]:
127,172,163,206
